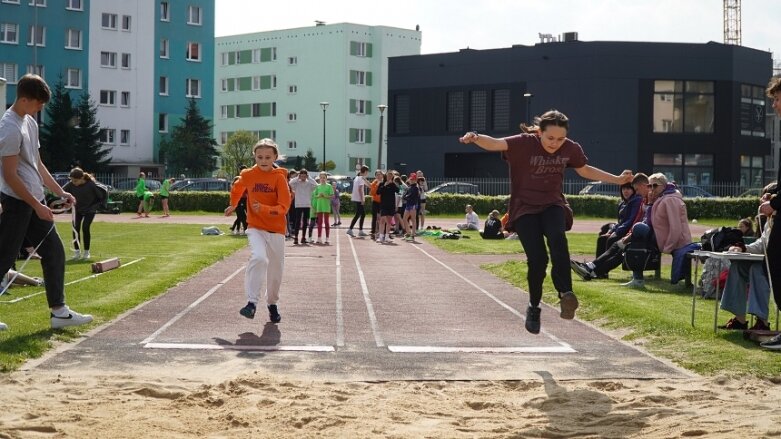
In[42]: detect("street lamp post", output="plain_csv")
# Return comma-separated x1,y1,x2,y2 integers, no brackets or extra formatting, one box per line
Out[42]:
376,104,388,170
320,102,329,171
523,92,533,124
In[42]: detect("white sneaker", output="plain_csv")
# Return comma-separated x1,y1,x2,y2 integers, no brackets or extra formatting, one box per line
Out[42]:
316,239,323,244
0,321,7,331
82,250,91,259
346,229,355,236
324,239,330,245
358,231,368,237
71,250,81,260
51,306,94,329
232,229,239,235
621,279,645,289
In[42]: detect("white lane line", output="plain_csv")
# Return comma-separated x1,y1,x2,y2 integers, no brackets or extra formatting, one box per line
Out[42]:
335,230,345,347
388,346,576,353
411,245,575,351
144,343,334,352
140,266,245,345
347,235,385,347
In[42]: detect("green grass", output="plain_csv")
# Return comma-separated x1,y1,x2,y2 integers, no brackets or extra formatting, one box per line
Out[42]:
424,227,781,377
0,222,246,372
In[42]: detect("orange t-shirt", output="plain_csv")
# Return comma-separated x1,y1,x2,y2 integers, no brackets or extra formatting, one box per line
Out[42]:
370,179,381,203
500,213,509,230
230,166,291,234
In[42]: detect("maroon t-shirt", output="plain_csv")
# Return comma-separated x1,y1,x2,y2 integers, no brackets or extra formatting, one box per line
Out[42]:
502,133,587,226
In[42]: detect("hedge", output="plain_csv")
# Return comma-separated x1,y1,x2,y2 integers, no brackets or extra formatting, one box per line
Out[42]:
109,191,761,220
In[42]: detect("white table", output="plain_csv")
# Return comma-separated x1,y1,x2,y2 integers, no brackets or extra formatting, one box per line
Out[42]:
689,250,773,332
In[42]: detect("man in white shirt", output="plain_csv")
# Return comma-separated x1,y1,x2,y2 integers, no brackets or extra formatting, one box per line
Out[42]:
457,205,480,230
288,170,317,244
347,165,370,237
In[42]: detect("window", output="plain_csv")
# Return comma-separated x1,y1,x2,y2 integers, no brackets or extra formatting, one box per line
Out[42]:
288,56,297,65
288,113,297,122
159,76,169,95
187,5,201,25
186,42,200,61
470,90,487,131
220,105,228,119
350,99,372,115
2,0,20,3
0,23,18,44
99,128,116,144
100,51,116,68
27,25,44,46
653,80,714,133
65,68,81,88
740,84,766,137
159,38,169,58
66,0,81,10
349,128,371,143
158,113,168,132
101,13,117,30
350,41,372,57
120,91,130,107
26,64,43,76
121,53,131,69
65,28,81,49
288,85,297,94
120,129,130,145
160,1,169,21
99,90,116,106
252,75,276,90
220,52,228,66
1,63,17,83
186,78,200,98
252,47,277,63
492,89,510,130
653,153,714,186
446,91,465,132
28,0,44,5
740,155,764,187
349,70,371,86
121,15,131,31
287,141,297,149
393,94,410,134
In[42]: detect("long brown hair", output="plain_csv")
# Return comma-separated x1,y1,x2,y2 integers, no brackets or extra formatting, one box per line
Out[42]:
520,109,570,134
69,167,93,182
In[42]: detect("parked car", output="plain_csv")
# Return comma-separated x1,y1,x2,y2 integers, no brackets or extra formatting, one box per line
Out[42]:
170,178,231,192
678,185,715,198
578,181,622,197
112,177,161,192
737,188,762,198
327,175,353,193
426,182,480,195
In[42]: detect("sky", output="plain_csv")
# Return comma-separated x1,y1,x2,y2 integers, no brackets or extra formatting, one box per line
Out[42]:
215,0,779,65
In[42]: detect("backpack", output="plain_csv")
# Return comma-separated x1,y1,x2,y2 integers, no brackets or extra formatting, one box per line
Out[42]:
700,227,744,252
95,182,109,211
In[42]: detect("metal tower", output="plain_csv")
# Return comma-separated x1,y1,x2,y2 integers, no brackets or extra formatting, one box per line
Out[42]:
723,0,741,45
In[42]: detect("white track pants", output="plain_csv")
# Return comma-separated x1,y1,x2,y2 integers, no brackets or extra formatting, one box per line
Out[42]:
245,229,285,306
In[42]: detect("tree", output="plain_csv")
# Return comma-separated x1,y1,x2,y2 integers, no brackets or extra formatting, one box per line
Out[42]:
39,78,77,171
318,160,336,172
160,98,218,176
221,130,257,176
73,90,111,173
303,149,317,171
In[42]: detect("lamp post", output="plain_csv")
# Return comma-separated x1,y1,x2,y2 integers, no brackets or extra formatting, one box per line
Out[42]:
320,102,329,171
523,92,533,123
376,104,387,170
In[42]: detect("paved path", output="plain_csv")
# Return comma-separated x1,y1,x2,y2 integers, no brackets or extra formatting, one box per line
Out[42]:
33,214,692,381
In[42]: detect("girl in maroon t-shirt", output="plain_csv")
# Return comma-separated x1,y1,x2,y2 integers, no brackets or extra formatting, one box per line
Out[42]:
460,110,632,335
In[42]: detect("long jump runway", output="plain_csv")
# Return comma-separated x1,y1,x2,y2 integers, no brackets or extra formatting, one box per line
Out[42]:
31,230,690,381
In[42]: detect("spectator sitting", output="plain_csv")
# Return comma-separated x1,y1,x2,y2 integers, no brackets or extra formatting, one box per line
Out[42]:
596,182,643,257
480,210,504,239
456,204,479,230
718,183,777,331
737,217,754,237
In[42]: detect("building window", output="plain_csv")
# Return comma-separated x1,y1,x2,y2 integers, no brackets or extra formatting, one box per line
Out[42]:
187,5,201,25
120,91,130,107
1,0,20,3
653,153,714,186
120,129,130,145
350,99,372,115
65,28,81,49
186,78,200,98
287,141,297,149
288,56,297,65
159,38,169,58
26,64,43,76
220,78,230,92
121,53,131,69
160,1,169,21
470,90,487,131
0,23,19,44
28,0,44,6
349,128,371,143
288,85,297,94
159,76,168,95
350,41,372,57
740,155,764,187
1,63,17,83
99,128,116,144
65,68,81,88
393,94,410,134
446,91,465,132
492,89,510,131
158,113,168,132
287,113,297,122
349,70,371,86
121,15,131,31
100,51,116,68
220,105,228,119
220,52,229,66
66,0,81,10
101,13,117,30
740,84,766,137
99,90,116,106
186,42,201,61
653,80,714,133
27,25,44,46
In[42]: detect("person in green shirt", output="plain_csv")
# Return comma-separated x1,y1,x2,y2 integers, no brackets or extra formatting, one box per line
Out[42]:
142,190,156,216
134,172,147,217
160,177,173,217
312,172,335,244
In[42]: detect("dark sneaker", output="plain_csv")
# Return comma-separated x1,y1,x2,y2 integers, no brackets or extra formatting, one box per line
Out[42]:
293,239,299,245
760,333,781,350
525,305,541,334
268,304,281,323
718,317,747,330
749,320,770,331
301,238,307,244
240,302,256,319
559,291,579,320
569,260,595,281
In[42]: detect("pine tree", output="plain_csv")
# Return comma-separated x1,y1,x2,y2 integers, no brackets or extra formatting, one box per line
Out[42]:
73,90,111,173
160,98,218,176
39,78,77,171
303,149,317,171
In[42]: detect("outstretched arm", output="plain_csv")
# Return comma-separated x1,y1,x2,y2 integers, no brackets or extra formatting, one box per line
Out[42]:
575,165,633,185
459,131,508,152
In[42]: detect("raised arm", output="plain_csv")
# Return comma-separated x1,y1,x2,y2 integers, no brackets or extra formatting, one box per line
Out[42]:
575,165,633,185
459,131,508,152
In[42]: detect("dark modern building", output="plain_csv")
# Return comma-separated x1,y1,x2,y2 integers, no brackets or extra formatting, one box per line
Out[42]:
387,39,773,190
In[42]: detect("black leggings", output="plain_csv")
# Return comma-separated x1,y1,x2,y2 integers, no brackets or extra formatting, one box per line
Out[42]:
767,224,781,311
513,205,572,307
292,207,310,239
72,212,96,251
349,202,366,230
